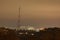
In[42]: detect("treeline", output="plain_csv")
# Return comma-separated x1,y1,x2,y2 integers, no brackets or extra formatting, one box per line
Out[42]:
17,27,60,40
39,27,60,40
0,27,19,40
0,27,60,40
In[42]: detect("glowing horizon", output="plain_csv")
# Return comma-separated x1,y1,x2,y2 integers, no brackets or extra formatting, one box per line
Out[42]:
0,0,60,27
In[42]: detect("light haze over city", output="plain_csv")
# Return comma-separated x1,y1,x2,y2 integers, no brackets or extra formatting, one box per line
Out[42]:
0,0,60,28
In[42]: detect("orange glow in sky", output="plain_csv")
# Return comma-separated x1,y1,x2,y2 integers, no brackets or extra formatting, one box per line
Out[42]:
0,0,60,27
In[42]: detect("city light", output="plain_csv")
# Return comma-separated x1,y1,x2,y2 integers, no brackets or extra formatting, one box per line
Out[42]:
27,27,35,30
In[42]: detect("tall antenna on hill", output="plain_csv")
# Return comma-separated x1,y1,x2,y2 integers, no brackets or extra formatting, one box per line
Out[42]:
16,0,21,30
16,7,21,30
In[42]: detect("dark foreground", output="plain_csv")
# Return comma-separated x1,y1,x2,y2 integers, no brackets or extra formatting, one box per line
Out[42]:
0,27,60,40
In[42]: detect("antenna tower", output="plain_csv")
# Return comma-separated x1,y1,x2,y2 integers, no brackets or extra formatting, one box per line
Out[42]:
16,8,20,30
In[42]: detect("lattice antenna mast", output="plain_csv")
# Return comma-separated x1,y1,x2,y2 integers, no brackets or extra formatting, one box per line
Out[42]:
16,0,21,30
16,7,21,30
18,8,20,27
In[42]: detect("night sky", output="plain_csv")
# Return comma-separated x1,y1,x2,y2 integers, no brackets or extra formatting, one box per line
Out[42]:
0,0,60,27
